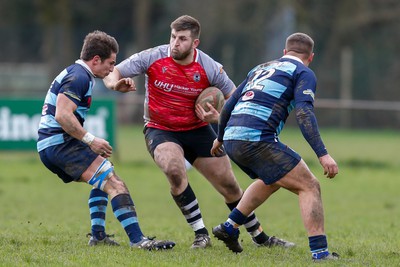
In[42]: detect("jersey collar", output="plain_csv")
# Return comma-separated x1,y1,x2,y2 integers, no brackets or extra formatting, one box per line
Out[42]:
282,55,303,64
75,59,96,77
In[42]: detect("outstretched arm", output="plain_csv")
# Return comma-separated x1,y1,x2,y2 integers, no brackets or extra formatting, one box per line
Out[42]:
103,68,136,93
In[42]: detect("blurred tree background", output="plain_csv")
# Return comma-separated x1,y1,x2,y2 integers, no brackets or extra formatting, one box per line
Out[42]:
0,0,399,128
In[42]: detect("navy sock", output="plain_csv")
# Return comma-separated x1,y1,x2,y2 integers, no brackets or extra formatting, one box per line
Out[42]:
226,200,268,243
309,235,328,258
228,208,248,225
111,194,143,244
88,188,108,240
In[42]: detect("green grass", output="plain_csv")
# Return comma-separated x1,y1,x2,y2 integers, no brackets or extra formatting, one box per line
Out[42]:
0,126,399,266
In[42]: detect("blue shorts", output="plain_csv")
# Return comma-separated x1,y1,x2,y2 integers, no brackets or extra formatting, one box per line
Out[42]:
224,140,301,185
38,136,98,183
144,125,226,164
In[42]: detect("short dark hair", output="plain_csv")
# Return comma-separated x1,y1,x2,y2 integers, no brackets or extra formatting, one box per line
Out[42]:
170,15,201,39
285,33,314,56
80,30,119,61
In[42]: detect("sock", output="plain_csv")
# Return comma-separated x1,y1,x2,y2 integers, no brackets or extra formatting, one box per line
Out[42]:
309,235,329,259
223,220,239,235
111,194,143,244
227,208,247,226
222,208,246,235
226,200,269,244
172,184,208,236
88,188,108,240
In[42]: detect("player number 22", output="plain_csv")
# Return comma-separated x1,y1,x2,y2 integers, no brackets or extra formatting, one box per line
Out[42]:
250,68,275,90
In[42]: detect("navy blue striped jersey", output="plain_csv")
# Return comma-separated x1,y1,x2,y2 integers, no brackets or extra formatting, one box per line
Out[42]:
223,55,317,143
37,60,95,152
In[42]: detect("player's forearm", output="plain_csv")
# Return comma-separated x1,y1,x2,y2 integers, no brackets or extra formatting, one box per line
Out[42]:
217,83,243,141
295,104,328,158
217,106,230,142
103,68,121,90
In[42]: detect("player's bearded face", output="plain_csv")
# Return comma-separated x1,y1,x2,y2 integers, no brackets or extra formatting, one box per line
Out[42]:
171,47,191,60
170,29,194,61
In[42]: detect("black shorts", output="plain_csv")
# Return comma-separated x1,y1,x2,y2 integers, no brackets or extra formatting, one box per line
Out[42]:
144,125,226,164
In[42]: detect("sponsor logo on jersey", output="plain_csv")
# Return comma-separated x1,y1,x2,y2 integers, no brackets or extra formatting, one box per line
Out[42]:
302,89,315,100
162,67,167,73
41,104,48,115
193,72,201,82
154,80,174,92
154,80,201,94
242,90,255,101
87,96,92,107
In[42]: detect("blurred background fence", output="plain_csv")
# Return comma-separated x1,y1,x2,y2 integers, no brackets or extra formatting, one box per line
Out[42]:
1,0,399,129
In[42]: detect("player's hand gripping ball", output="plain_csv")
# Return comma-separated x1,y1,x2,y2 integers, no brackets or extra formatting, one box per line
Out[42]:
195,87,225,112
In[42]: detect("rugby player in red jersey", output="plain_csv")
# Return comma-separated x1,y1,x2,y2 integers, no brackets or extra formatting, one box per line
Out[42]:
104,15,294,249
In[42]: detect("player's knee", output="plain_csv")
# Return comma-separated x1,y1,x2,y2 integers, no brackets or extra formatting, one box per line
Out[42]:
224,183,243,198
87,159,114,190
313,179,321,193
165,164,181,177
168,174,186,189
164,161,186,185
307,176,321,195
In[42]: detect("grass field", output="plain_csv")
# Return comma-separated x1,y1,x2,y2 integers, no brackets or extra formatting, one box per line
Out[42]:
0,125,399,266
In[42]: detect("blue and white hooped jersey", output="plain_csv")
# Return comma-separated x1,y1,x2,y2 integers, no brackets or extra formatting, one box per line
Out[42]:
37,60,95,152
224,55,317,142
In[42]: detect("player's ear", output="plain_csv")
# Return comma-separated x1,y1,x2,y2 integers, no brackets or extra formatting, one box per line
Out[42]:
93,55,102,64
193,38,200,48
308,52,314,63
283,49,287,55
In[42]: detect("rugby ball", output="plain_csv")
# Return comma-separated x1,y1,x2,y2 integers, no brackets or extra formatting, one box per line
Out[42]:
195,87,225,112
